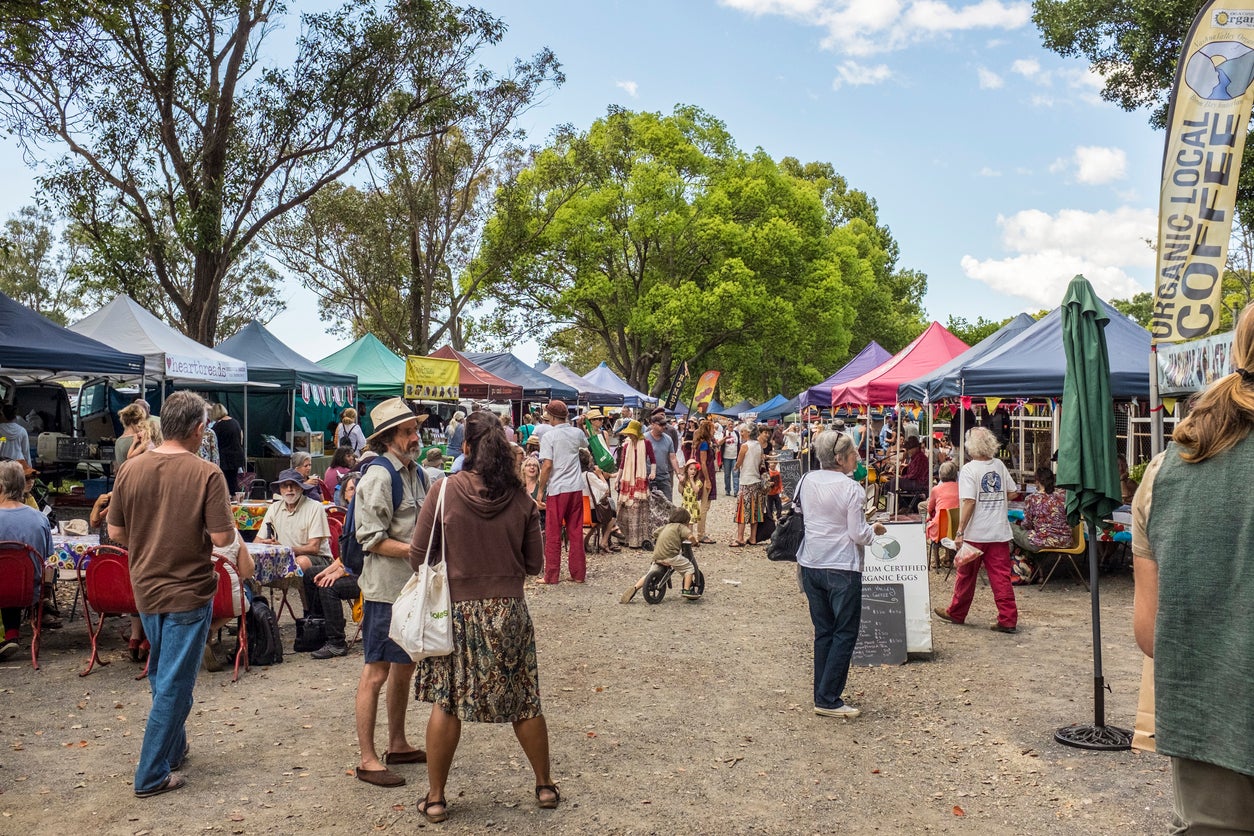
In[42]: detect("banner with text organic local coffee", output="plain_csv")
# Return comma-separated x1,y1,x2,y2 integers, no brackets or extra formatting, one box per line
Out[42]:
1153,1,1254,343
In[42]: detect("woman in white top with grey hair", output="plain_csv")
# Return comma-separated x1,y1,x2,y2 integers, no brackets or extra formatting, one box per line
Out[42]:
797,430,886,719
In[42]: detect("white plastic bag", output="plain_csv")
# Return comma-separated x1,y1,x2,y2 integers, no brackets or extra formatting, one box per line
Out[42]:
389,483,453,661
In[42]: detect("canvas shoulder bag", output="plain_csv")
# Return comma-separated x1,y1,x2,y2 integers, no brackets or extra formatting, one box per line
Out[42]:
389,481,454,661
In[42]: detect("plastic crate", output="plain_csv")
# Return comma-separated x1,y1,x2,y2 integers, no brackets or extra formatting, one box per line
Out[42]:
83,477,111,499
56,436,92,462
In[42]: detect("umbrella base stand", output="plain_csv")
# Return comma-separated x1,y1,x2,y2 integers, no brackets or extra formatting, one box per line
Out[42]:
1054,723,1132,750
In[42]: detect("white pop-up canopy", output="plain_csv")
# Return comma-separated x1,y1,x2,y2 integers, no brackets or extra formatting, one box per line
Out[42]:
70,295,248,385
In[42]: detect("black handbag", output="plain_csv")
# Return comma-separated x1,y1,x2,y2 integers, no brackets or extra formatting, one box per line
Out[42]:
294,616,327,653
766,474,806,562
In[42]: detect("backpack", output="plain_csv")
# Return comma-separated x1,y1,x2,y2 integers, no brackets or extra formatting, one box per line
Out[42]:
246,595,284,666
339,457,426,575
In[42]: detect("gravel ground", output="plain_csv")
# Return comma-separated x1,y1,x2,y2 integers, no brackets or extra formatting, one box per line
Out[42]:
0,494,1170,834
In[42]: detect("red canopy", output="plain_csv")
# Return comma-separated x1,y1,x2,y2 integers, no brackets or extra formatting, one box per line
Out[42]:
830,322,969,406
430,345,523,401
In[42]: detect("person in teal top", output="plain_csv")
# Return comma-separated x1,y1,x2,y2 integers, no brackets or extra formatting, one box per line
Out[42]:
1133,302,1254,833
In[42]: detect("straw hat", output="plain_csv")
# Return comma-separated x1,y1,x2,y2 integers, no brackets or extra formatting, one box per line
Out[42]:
618,419,643,440
366,397,425,441
583,408,606,421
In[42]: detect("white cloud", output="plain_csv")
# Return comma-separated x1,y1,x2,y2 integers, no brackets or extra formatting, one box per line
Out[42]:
615,80,639,98
832,60,892,88
977,66,1003,89
1011,58,1042,79
1062,145,1127,184
720,0,1031,57
1031,93,1056,108
961,206,1155,306
979,166,1002,177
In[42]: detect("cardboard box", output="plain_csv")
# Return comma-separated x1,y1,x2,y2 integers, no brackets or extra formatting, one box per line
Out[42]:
286,431,324,456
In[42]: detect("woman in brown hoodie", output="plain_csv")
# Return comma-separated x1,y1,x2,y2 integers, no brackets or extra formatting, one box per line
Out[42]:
407,410,555,823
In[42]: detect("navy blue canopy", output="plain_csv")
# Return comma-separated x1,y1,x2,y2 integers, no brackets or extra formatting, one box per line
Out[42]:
896,313,1037,402
959,301,1151,398
467,352,578,402
716,399,756,418
0,290,145,377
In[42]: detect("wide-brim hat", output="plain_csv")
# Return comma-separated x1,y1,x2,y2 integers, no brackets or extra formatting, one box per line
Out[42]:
619,419,643,440
270,468,307,493
22,463,38,477
367,397,425,441
583,408,606,421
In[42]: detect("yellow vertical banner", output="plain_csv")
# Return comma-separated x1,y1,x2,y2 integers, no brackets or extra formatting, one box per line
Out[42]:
404,356,461,400
692,370,720,412
1153,1,1254,343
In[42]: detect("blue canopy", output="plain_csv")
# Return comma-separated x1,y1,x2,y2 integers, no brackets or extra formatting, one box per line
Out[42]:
466,352,578,402
0,290,145,377
896,313,1037,402
539,361,624,405
715,398,756,418
757,395,800,421
959,300,1151,398
800,342,893,408
582,362,656,407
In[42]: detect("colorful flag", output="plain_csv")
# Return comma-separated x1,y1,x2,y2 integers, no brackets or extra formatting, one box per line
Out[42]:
691,370,720,413
664,361,690,411
1152,1,1254,343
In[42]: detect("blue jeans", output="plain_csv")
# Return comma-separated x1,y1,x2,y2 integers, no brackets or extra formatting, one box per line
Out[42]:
723,458,738,494
799,566,862,709
136,602,213,792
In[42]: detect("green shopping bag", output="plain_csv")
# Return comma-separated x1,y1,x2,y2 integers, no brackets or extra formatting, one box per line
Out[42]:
585,419,618,474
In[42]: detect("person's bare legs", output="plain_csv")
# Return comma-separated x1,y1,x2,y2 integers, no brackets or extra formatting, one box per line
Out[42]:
514,714,555,803
424,706,462,812
355,661,391,770
385,662,421,756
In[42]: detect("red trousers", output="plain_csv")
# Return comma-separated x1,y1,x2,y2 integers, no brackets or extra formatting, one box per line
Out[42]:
945,540,1017,629
544,490,586,583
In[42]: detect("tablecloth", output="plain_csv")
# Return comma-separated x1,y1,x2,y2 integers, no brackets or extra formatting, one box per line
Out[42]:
49,534,101,571
246,541,298,585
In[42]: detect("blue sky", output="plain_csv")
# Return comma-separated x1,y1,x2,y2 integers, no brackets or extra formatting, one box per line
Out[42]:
0,0,1165,364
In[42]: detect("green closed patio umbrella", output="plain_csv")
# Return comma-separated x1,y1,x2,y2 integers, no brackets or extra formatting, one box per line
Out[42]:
1054,274,1131,750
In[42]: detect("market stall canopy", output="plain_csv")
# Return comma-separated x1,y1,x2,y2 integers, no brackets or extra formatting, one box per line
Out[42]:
466,352,578,402
218,321,357,390
830,323,969,407
957,300,1151,398
70,295,247,384
430,346,523,401
896,313,1037,403
582,362,656,407
318,334,405,397
715,399,756,418
756,395,800,422
799,341,893,409
0,291,145,378
539,361,625,406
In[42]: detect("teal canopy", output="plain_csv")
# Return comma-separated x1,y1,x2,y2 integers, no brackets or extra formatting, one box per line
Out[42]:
318,334,405,397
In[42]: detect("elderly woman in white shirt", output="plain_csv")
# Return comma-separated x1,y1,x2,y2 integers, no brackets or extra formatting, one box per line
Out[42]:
797,430,885,720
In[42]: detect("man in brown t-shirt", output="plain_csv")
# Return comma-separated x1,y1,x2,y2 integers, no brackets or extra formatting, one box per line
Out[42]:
108,391,236,799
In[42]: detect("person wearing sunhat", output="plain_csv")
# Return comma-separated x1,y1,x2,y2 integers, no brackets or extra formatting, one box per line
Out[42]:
318,397,429,786
536,399,589,583
614,419,654,548
256,467,333,615
582,407,610,450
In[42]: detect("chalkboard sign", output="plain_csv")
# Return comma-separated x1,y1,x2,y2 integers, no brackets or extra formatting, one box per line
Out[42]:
778,459,803,504
852,582,908,666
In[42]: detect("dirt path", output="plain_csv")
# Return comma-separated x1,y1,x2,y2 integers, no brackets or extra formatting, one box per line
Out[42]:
0,494,1169,834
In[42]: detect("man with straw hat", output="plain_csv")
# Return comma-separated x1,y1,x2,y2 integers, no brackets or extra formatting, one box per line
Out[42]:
332,397,430,787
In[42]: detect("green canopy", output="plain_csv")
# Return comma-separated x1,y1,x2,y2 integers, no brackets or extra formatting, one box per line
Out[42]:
1056,275,1122,527
318,334,405,397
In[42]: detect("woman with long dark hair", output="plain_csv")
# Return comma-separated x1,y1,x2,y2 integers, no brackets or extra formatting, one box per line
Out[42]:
1133,303,1254,831
407,410,555,823
691,419,718,543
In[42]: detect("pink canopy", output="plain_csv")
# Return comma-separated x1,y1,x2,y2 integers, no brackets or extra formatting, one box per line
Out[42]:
830,322,969,406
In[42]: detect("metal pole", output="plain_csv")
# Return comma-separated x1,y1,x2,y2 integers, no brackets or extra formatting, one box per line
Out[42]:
1088,517,1105,727
1149,346,1164,457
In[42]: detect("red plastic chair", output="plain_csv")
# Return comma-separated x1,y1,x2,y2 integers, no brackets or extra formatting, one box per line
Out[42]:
0,540,45,670
212,557,250,681
78,545,139,677
326,513,343,561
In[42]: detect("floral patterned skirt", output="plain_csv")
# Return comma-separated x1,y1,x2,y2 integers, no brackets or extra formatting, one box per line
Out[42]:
736,482,767,524
415,597,543,723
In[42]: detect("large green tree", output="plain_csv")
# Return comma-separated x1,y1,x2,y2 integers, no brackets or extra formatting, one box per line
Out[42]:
0,205,79,324
0,0,535,344
264,46,566,356
480,105,926,399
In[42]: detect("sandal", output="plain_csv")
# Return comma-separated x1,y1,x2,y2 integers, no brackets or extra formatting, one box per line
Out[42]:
536,784,561,809
135,771,186,798
699,537,716,544
728,540,746,548
418,795,448,823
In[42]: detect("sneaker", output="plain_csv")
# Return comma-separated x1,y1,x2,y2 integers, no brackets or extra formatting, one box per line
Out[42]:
814,704,861,719
0,639,18,661
620,587,638,604
202,641,224,672
933,607,960,624
680,588,701,599
310,643,348,659
989,624,1018,634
